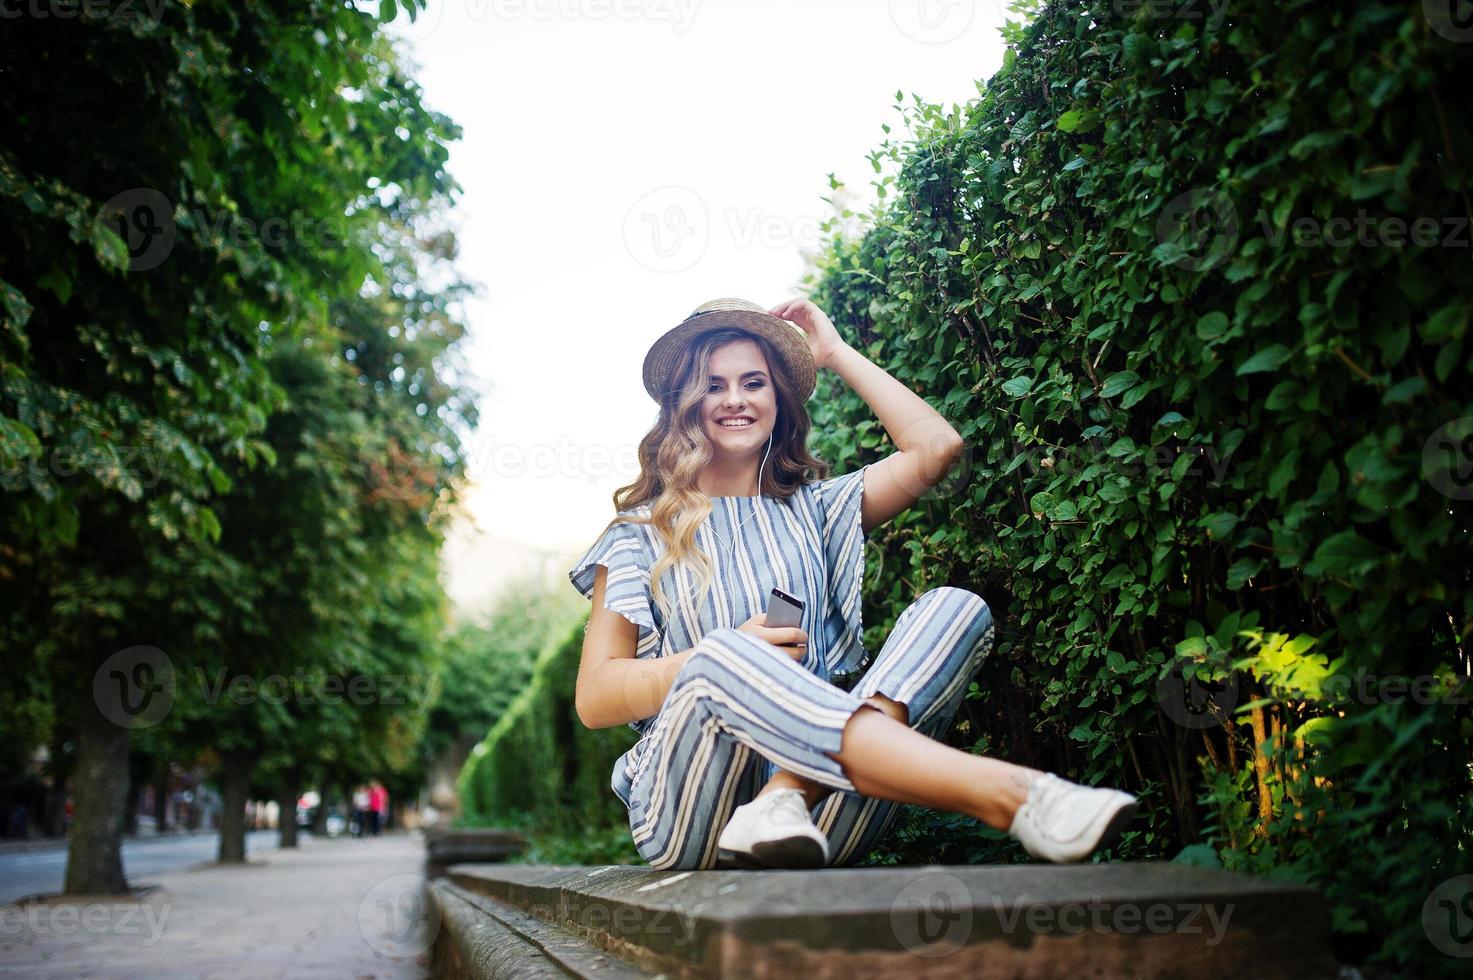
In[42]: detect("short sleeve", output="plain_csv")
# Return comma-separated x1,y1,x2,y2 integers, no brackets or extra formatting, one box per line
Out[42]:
568,519,663,659
811,463,871,677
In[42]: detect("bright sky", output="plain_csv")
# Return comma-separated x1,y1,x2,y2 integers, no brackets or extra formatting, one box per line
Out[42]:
388,0,1010,617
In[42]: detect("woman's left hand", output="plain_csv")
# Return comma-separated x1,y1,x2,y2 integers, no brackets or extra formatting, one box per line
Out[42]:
769,298,848,371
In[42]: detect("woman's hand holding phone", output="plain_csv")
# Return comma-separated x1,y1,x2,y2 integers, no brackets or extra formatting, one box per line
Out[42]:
737,613,808,662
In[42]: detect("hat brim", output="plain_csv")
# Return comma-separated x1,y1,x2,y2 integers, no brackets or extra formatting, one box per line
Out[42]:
642,310,816,403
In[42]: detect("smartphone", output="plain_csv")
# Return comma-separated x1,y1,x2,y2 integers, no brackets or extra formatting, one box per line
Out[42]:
764,587,805,629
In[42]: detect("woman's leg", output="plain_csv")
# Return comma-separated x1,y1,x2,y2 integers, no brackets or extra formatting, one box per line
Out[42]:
625,628,871,870
628,601,1039,869
761,586,1018,864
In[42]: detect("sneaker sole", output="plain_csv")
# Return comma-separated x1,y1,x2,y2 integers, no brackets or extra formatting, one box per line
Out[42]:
717,835,827,870
1085,798,1138,860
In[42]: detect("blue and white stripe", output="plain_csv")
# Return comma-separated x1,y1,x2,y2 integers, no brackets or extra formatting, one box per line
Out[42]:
568,464,994,869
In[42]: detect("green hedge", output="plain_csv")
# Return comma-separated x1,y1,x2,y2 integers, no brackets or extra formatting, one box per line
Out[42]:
806,1,1470,973
457,618,638,861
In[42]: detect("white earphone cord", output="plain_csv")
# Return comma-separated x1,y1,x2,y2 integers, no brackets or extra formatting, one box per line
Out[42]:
712,431,771,556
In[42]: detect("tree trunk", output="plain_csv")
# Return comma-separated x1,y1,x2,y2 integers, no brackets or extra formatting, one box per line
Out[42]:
62,702,132,895
123,775,140,835
154,770,170,833
43,773,68,838
277,766,302,849
217,750,257,864
310,783,330,837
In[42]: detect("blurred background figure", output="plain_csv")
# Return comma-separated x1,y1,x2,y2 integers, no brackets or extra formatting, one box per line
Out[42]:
368,781,388,837
351,785,369,840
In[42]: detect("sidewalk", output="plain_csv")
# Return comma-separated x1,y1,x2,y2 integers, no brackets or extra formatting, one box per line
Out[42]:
0,829,220,856
0,832,430,978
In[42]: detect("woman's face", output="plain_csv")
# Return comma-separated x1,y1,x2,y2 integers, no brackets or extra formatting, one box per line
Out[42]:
700,338,778,457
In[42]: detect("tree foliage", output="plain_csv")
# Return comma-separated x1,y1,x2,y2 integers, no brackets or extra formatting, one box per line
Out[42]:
805,1,1471,972
0,0,475,883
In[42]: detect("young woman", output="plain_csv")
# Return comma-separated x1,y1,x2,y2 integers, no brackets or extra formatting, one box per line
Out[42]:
569,297,1136,871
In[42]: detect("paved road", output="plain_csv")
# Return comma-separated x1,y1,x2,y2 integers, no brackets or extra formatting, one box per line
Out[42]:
0,832,429,978
0,830,279,905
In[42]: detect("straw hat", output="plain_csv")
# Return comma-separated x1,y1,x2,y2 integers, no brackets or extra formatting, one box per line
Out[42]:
642,298,817,403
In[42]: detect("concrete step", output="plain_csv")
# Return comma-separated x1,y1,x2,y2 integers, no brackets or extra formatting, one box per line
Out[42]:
433,862,1339,979
424,828,526,877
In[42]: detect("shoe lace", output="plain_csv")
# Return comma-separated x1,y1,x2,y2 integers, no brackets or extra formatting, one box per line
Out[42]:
1025,774,1068,821
766,789,812,825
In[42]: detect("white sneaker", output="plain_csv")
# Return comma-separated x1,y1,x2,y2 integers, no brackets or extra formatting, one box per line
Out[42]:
716,789,829,869
1008,773,1138,863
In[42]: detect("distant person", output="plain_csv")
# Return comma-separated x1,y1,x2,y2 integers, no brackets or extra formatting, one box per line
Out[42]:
570,298,1138,871
352,786,370,839
368,781,388,837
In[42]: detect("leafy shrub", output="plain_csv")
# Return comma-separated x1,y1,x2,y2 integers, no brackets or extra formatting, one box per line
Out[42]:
457,620,638,853
806,1,1471,972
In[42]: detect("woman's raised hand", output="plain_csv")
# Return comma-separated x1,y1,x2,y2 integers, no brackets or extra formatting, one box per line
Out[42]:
768,298,848,371
736,612,808,662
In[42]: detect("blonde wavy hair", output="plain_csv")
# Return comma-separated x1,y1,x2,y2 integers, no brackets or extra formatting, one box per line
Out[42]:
601,328,832,623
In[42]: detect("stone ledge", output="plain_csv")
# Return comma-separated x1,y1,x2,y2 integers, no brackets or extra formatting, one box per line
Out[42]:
430,878,648,979
441,862,1340,979
424,828,526,876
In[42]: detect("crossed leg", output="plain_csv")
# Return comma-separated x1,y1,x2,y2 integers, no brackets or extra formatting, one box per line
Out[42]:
625,587,1028,871
758,586,1003,865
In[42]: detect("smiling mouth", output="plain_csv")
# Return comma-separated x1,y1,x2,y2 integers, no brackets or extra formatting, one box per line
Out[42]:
716,419,755,428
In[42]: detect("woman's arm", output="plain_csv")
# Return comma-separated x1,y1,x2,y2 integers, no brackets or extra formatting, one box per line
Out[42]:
769,299,964,534
574,565,811,729
575,564,694,729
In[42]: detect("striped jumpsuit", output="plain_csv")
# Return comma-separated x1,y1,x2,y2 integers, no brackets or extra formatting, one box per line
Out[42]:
568,463,995,870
